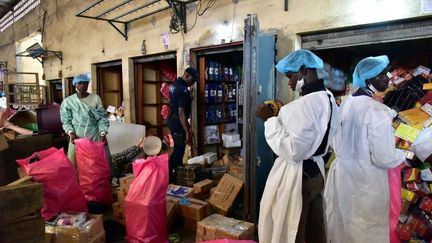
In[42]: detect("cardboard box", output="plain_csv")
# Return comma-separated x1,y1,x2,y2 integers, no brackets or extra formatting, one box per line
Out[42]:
187,155,205,165
117,190,127,203
0,182,44,223
112,202,125,225
45,214,105,243
223,140,241,148
203,152,217,164
90,232,106,243
222,133,240,142
177,198,209,221
218,147,241,158
119,175,134,189
0,214,45,243
167,184,194,198
222,154,233,165
184,217,198,231
194,179,214,194
118,175,134,199
196,214,255,241
229,164,243,180
209,174,243,213
167,199,177,227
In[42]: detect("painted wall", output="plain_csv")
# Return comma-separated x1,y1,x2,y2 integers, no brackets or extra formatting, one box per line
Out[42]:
0,0,431,120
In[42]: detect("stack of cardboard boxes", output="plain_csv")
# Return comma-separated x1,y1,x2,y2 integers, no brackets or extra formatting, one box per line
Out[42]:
0,181,45,243
112,175,134,225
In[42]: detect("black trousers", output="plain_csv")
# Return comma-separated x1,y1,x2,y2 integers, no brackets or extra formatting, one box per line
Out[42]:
168,132,186,183
295,174,326,243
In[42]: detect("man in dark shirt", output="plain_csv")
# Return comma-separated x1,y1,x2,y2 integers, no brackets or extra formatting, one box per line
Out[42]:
167,67,197,182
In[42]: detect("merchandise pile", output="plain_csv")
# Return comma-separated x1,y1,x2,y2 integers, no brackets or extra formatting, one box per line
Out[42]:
388,65,432,242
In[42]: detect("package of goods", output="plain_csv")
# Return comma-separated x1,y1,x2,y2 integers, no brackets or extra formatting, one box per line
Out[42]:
217,84,224,103
223,139,241,148
384,76,428,111
126,154,169,243
394,123,421,143
176,197,209,221
413,65,431,77
75,138,113,204
112,202,125,225
194,179,214,194
222,133,240,142
161,105,170,120
160,82,170,100
188,155,206,165
0,182,45,243
176,164,205,187
196,214,255,241
421,103,432,116
16,147,87,220
203,152,218,164
398,108,430,129
404,168,421,183
45,213,105,243
209,174,243,213
395,223,413,241
390,67,413,86
424,83,432,91
204,125,220,145
167,184,194,198
401,188,419,203
420,197,432,213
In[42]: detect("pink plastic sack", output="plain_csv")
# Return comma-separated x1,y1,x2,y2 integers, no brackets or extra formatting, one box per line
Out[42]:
389,165,402,243
75,138,113,204
126,154,169,243
197,240,257,243
16,147,87,220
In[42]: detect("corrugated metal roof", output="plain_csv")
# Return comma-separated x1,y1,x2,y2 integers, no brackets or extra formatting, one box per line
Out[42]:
0,0,20,19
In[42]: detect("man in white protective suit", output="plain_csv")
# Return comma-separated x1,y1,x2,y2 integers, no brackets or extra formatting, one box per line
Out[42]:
324,55,405,243
256,49,339,243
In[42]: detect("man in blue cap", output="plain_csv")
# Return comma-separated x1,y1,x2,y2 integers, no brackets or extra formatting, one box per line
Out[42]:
60,73,110,167
324,56,404,243
256,49,339,243
167,67,197,183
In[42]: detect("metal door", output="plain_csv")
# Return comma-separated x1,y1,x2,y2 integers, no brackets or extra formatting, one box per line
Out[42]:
243,14,276,222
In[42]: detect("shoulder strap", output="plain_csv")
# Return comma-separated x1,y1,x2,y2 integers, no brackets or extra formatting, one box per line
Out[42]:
313,94,333,156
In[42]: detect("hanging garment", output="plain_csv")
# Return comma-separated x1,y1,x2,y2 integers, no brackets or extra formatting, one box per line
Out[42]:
258,90,339,243
324,95,405,243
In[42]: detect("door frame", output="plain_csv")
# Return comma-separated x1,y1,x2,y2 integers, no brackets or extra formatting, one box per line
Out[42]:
95,60,123,108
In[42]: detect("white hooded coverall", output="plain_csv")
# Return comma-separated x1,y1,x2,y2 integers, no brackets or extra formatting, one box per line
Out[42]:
258,90,339,243
324,95,405,243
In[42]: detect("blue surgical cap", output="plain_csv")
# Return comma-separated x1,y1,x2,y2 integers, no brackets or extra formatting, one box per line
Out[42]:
72,73,91,85
352,55,389,88
275,49,324,73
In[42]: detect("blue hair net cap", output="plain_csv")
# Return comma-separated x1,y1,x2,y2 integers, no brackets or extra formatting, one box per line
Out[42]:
73,73,91,85
275,49,324,73
352,55,389,88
